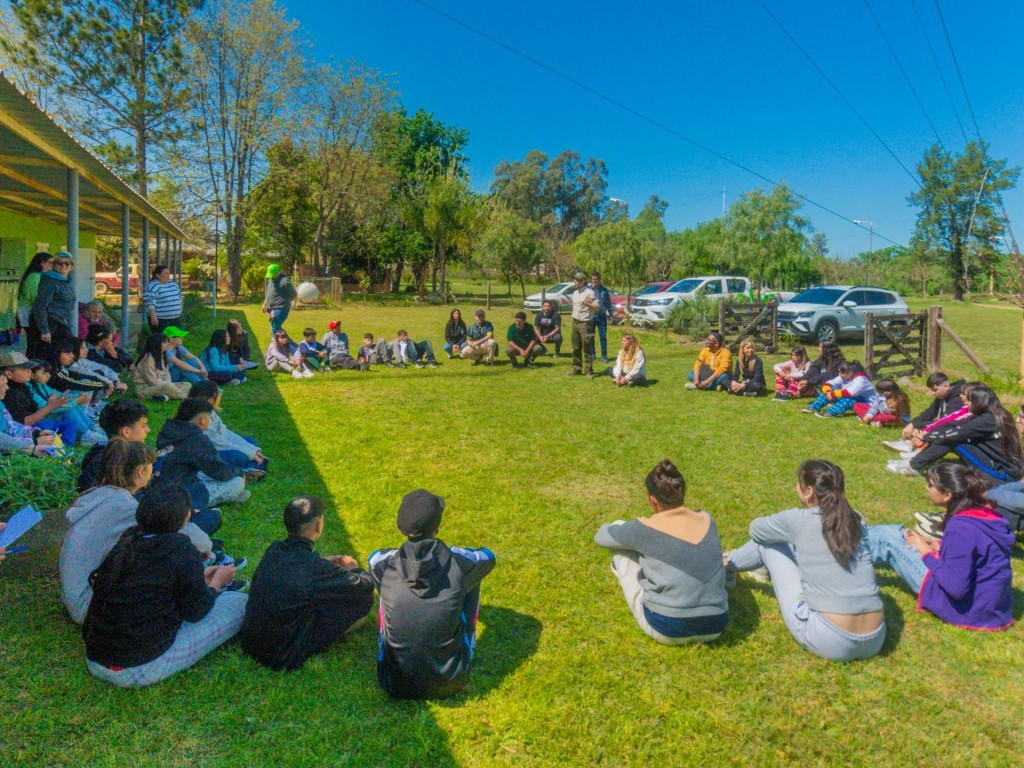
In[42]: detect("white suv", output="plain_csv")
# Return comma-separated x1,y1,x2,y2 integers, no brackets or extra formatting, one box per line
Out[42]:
776,285,909,343
629,276,751,324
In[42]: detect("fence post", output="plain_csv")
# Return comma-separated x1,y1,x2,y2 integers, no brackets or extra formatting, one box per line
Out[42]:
718,301,726,336
769,301,778,352
864,312,874,377
487,284,491,310
927,305,942,373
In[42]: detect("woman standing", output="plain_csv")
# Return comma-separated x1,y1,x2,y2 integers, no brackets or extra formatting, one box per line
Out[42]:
725,460,885,661
17,251,53,332
143,265,183,332
28,251,76,360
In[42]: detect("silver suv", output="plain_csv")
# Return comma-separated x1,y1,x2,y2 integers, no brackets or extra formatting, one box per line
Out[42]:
776,285,909,343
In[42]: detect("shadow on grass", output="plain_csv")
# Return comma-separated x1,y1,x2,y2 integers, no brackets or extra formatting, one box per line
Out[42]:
712,583,760,647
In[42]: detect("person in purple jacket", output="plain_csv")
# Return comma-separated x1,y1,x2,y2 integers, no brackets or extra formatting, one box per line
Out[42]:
868,462,1014,631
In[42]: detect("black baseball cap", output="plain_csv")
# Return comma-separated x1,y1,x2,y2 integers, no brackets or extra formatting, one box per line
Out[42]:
397,489,445,540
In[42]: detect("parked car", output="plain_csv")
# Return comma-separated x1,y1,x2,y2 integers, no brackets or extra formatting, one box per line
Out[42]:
610,281,676,321
523,282,574,312
776,285,909,343
94,264,140,295
629,275,752,324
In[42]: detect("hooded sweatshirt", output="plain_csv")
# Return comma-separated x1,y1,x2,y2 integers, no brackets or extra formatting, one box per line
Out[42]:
925,412,1024,480
60,485,213,624
368,539,495,699
919,508,1014,630
31,269,76,335
911,379,966,429
264,273,296,311
153,418,241,506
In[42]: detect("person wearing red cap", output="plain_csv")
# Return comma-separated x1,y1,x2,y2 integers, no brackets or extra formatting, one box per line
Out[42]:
320,321,358,370
368,490,496,699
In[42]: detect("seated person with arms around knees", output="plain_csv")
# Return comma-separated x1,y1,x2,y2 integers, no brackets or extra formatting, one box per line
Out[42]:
265,330,312,378
773,346,810,401
77,398,150,493
62,439,214,624
461,310,498,365
85,322,132,373
868,462,1013,630
356,333,386,370
534,299,563,356
594,459,728,645
241,496,374,670
82,486,245,688
804,361,874,417
725,460,885,662
320,321,359,369
685,332,732,391
299,327,331,372
389,329,438,369
164,326,208,384
189,380,267,478
506,311,540,368
612,334,647,387
201,330,247,385
728,340,766,396
443,309,467,358
133,333,191,401
368,490,496,699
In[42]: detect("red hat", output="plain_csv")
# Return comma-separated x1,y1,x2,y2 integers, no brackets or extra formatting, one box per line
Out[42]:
328,320,340,330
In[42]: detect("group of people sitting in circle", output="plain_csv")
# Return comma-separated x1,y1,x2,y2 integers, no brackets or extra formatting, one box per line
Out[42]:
596,455,1015,661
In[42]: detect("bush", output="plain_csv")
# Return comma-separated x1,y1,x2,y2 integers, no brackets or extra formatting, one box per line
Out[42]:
183,258,216,282
664,294,725,341
242,265,266,295
0,450,80,515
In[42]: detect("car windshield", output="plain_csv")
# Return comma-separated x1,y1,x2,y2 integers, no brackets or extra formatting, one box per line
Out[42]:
632,284,664,297
667,279,703,294
789,287,845,305
543,283,572,294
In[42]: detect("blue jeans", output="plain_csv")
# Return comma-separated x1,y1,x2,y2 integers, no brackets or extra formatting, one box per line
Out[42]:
269,306,290,334
866,524,927,594
37,417,78,446
219,437,266,471
594,314,608,360
170,366,205,384
687,370,731,389
190,507,222,536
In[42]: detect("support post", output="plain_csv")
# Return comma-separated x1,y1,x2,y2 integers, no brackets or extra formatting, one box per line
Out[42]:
121,204,130,344
936,318,989,374
863,312,875,378
927,305,942,373
66,168,80,328
155,226,162,267
487,284,491,310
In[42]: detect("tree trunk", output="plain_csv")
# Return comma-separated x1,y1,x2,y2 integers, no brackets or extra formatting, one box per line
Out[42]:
519,274,527,300
391,257,404,293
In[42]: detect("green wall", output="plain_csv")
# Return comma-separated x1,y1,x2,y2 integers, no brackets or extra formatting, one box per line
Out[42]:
0,208,97,275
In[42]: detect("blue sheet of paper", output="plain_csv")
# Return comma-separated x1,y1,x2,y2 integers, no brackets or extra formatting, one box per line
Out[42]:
0,505,42,549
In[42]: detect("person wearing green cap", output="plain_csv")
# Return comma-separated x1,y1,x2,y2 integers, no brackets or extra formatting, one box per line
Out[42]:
262,264,297,335
163,327,209,384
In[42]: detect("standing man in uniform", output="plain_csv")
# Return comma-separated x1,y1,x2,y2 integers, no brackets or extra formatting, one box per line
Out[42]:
567,271,599,378
590,271,613,363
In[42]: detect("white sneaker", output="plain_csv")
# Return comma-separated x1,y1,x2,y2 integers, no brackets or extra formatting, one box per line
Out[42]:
883,440,913,453
684,382,697,390
886,461,919,477
899,450,920,460
231,489,252,504
291,370,303,379
302,369,314,378
226,378,241,386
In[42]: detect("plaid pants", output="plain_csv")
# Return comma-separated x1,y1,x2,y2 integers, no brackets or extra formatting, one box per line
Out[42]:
810,393,858,416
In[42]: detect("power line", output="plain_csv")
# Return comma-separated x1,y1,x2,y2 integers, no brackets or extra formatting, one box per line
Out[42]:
755,0,920,187
910,0,969,145
862,0,946,152
405,0,906,247
932,0,982,142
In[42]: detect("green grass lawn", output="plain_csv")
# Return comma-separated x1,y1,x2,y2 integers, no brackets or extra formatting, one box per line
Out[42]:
2,296,1023,767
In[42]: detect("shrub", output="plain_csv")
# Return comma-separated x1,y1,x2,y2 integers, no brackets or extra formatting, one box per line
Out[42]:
664,294,725,341
0,450,80,515
183,258,216,282
242,265,266,295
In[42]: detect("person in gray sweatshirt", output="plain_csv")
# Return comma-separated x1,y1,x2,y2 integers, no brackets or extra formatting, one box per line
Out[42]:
60,439,213,624
594,459,729,645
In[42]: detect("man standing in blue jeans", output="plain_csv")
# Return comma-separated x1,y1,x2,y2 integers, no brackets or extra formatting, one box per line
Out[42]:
590,271,613,363
262,264,296,335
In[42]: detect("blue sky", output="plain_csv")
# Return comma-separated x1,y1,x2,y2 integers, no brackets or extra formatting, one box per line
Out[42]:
287,0,1024,258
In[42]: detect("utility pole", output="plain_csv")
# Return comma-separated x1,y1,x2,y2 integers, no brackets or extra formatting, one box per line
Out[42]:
853,219,874,284
721,187,727,217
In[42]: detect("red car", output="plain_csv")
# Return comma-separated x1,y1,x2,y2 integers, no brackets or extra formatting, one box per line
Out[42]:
611,281,676,321
94,265,140,295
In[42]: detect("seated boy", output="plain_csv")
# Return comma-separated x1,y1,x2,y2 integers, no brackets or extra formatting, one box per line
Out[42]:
241,496,373,670
1,350,82,445
77,398,150,493
356,333,387,371
320,321,359,369
164,326,209,384
388,330,439,369
189,380,267,479
0,371,57,456
152,398,248,533
368,490,496,699
297,328,330,373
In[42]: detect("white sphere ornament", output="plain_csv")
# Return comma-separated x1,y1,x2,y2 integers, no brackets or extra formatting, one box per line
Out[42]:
296,281,319,302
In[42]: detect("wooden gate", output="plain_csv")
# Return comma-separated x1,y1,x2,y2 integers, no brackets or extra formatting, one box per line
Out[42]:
719,301,778,353
863,311,927,379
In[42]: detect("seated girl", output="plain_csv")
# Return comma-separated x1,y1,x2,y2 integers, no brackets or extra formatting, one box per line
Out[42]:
854,379,910,427
132,333,191,401
73,338,127,395
729,340,766,396
201,330,247,386
190,380,267,477
802,341,845,395
0,367,60,456
82,485,246,688
594,459,728,645
611,334,647,387
27,359,106,445
264,330,312,378
50,338,112,403
86,324,133,373
725,460,885,661
60,439,215,624
868,463,1013,630
804,361,874,417
226,319,256,369
772,346,809,401
443,309,468,358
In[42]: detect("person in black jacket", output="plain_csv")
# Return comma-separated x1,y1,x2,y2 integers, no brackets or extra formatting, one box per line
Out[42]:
728,340,767,397
83,486,245,687
895,386,1024,479
241,496,373,671
151,398,247,533
899,373,965,441
77,399,151,493
802,340,845,393
368,489,496,700
443,308,468,358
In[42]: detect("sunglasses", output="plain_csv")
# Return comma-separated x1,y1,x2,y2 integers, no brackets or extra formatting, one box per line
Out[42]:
54,261,73,267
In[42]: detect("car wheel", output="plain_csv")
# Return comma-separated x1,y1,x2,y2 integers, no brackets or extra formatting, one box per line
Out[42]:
94,282,109,295
815,319,838,343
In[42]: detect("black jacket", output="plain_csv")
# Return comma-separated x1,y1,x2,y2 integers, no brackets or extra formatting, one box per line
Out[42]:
368,538,495,699
83,531,216,668
240,536,374,670
911,379,966,429
926,412,1024,479
732,356,766,393
52,365,107,394
152,419,240,505
804,355,843,388
77,444,105,493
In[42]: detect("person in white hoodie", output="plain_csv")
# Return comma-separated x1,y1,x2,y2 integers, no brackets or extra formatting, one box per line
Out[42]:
190,380,267,479
60,439,214,624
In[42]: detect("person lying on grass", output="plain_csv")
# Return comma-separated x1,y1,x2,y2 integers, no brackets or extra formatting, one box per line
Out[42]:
867,462,1013,631
594,458,728,645
725,460,886,662
241,496,373,671
83,485,246,688
368,490,496,699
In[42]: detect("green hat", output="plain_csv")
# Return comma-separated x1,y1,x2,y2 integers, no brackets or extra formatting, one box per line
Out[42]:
163,326,189,338
265,263,281,279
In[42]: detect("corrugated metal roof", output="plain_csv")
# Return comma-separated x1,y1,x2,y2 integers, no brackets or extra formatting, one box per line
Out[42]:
0,72,187,240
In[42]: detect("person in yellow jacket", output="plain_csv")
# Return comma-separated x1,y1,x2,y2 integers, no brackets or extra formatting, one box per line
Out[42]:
685,332,732,391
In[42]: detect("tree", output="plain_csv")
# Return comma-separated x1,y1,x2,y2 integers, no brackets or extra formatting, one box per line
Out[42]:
633,195,679,280
248,139,316,273
726,185,814,289
479,204,543,299
5,0,201,194
677,219,730,276
573,218,644,298
909,140,1019,300
178,0,304,297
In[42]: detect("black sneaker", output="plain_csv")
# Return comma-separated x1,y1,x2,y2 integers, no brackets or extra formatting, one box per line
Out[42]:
524,360,535,369
427,359,438,368
773,392,792,402
414,361,425,369
244,468,266,482
386,361,398,369
210,538,225,552
509,361,519,369
153,394,170,402
222,578,249,593
397,362,407,369
742,391,759,397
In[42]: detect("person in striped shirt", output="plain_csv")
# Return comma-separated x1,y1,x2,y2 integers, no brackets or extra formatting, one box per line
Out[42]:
144,265,183,332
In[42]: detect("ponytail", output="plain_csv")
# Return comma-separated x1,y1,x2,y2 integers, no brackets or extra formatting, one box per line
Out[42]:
97,438,157,490
798,460,861,570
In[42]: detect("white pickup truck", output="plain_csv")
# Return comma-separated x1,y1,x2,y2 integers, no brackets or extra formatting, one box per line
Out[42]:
629,275,752,324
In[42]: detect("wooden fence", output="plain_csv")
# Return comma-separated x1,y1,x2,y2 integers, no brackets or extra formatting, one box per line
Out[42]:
863,305,989,378
719,301,778,353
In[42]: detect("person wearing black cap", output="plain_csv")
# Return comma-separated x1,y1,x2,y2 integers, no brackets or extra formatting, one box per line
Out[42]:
241,496,373,671
367,490,496,699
